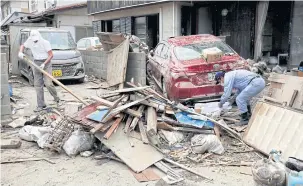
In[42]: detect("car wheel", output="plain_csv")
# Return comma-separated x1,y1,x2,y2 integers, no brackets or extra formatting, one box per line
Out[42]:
78,77,85,83
162,78,168,98
28,68,34,86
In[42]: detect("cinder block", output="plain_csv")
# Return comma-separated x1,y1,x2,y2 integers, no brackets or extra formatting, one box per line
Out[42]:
1,74,9,84
1,85,9,95
1,105,12,115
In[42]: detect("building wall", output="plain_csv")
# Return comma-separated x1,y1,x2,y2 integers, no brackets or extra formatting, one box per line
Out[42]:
55,8,93,27
1,1,29,20
1,53,12,124
56,0,86,6
92,2,181,40
290,1,303,68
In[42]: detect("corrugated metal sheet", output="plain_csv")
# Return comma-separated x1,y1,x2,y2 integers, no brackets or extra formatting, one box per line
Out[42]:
243,101,303,160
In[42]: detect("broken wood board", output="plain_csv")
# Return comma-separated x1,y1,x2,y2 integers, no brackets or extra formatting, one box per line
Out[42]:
131,167,160,182
97,32,126,51
104,115,124,140
95,124,163,173
146,107,157,133
243,101,303,160
138,120,149,144
268,73,303,111
100,86,150,95
91,96,141,117
129,105,145,131
106,37,129,86
72,102,106,130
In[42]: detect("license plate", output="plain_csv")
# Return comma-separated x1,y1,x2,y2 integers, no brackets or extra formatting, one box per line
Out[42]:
52,70,62,77
208,72,216,81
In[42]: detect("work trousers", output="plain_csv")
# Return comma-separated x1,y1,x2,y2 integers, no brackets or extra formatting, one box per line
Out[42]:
33,60,59,108
236,78,265,113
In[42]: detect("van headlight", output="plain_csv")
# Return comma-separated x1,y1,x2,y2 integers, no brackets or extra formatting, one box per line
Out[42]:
76,61,84,69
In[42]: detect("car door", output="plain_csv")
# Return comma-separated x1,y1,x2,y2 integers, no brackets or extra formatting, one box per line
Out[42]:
149,43,164,83
77,39,86,50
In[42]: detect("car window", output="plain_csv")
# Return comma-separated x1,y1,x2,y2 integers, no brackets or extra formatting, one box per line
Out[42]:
95,39,100,45
154,44,164,56
77,39,86,48
85,40,91,48
160,45,169,59
174,41,235,61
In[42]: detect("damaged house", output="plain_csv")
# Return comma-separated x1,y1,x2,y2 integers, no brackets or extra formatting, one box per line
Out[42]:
88,0,303,69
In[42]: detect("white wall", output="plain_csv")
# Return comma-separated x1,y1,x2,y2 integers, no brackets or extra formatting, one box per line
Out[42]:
93,2,181,40
55,7,92,27
56,0,86,6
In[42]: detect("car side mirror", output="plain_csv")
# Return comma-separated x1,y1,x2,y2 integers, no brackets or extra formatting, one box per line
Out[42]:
150,50,154,57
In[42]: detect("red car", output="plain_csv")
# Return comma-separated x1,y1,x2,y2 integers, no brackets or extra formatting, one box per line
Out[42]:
147,34,247,102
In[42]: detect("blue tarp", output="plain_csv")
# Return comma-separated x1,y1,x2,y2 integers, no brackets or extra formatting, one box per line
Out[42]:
174,111,214,129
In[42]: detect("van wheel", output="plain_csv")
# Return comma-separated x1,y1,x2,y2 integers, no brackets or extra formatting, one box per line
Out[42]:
78,77,85,83
28,68,34,86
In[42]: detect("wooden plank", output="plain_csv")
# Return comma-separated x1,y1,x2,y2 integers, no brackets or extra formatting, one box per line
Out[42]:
90,96,125,134
104,116,124,140
129,105,145,131
138,120,149,144
91,96,141,117
101,86,150,95
288,90,298,107
106,38,129,86
1,158,55,164
124,115,133,133
95,125,163,173
146,107,157,133
104,96,152,122
141,168,160,181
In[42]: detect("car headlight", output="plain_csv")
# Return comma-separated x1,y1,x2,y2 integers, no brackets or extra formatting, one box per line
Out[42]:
76,61,84,69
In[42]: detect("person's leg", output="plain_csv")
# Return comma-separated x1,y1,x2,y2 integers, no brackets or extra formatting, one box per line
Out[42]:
236,78,265,124
33,60,46,108
43,63,59,102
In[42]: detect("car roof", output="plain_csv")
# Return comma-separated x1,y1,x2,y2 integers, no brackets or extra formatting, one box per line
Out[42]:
80,37,99,40
21,27,70,32
167,34,221,46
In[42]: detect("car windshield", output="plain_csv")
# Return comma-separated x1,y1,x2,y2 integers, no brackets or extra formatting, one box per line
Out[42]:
174,41,235,61
40,31,76,50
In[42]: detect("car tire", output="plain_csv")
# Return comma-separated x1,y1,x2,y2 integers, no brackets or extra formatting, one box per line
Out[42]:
78,77,85,83
28,68,34,86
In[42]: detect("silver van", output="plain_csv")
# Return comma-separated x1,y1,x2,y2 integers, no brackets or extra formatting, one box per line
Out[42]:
18,28,85,85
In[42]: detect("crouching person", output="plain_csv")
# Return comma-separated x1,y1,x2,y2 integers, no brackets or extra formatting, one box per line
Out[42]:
18,30,60,112
215,69,265,125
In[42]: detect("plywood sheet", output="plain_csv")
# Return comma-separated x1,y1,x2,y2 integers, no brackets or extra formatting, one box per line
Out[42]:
243,101,303,160
106,38,130,86
268,73,303,111
95,124,163,173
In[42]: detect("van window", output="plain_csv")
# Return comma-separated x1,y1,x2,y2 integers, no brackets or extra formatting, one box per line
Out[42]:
20,32,29,44
85,39,91,48
77,39,86,48
40,31,76,50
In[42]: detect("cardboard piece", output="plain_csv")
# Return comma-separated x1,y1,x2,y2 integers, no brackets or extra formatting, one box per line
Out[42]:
95,124,163,173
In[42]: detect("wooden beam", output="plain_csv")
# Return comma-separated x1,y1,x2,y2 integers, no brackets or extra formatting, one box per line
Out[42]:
101,86,150,95
91,96,142,117
138,120,149,144
129,105,145,131
289,90,298,107
124,115,133,133
104,116,124,140
146,107,157,134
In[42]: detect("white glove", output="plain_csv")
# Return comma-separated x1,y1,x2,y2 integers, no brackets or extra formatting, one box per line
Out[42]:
18,52,24,59
40,63,45,69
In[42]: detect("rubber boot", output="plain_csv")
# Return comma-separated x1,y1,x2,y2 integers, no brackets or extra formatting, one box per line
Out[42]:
236,112,249,126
